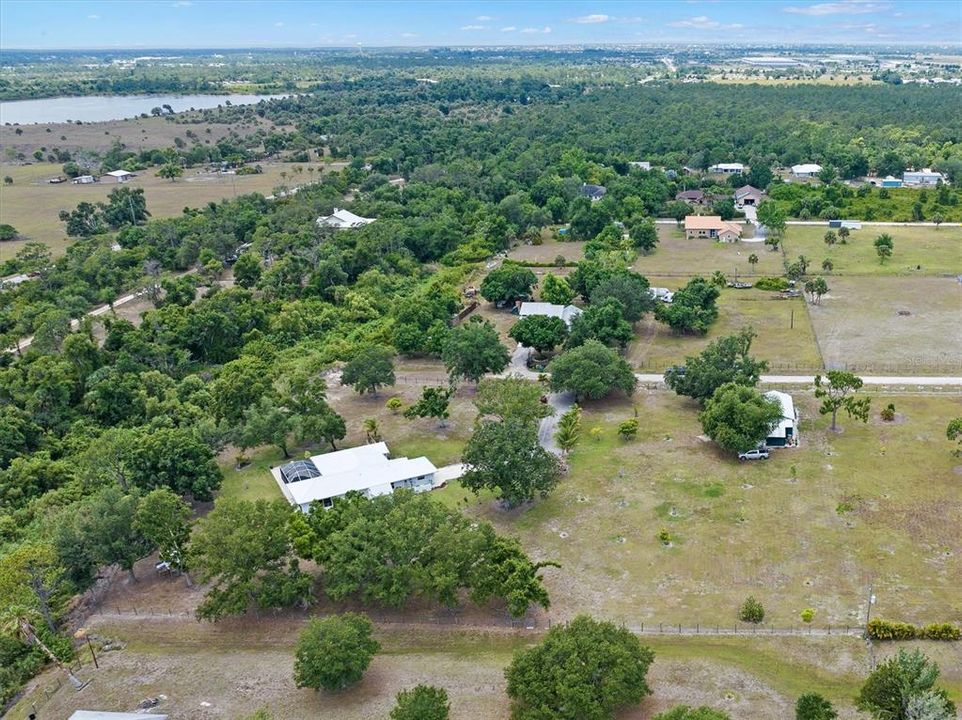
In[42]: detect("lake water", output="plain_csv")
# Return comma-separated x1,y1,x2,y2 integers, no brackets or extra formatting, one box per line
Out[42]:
0,93,286,125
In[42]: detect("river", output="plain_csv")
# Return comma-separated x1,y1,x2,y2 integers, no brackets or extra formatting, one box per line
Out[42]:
0,93,286,125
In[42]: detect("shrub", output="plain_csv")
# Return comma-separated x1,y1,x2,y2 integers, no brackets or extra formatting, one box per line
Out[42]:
739,595,765,623
880,403,896,422
754,276,789,291
920,623,961,641
293,613,380,691
658,528,672,546
386,397,403,414
866,618,917,641
617,418,639,441
800,608,815,623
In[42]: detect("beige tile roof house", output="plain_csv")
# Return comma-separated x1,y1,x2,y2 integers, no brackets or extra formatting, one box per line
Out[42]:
684,215,743,242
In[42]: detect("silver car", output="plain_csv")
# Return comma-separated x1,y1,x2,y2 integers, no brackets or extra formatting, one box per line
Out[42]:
738,447,770,461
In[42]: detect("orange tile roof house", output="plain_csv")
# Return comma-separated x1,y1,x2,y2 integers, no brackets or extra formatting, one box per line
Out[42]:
684,215,743,242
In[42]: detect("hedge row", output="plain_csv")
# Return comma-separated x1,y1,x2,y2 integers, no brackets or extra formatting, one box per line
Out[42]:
867,618,961,641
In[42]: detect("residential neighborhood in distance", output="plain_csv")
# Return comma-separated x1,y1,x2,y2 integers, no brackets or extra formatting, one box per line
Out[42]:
1,1,961,719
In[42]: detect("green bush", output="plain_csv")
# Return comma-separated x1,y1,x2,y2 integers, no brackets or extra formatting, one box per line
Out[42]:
739,595,765,624
754,276,789,291
920,623,961,641
880,403,896,422
867,618,918,641
800,608,816,623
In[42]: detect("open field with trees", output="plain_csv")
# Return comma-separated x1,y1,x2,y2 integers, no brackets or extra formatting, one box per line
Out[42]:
781,225,962,276
0,160,328,257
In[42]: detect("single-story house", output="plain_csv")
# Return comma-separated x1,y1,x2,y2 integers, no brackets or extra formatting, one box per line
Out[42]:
72,175,96,184
733,185,764,206
791,163,822,178
581,183,607,202
708,163,744,175
902,169,946,186
518,301,582,327
881,175,903,188
649,287,674,303
316,207,376,229
675,189,706,205
69,713,168,720
684,215,743,242
105,169,133,183
271,442,437,512
764,390,798,447
629,161,652,171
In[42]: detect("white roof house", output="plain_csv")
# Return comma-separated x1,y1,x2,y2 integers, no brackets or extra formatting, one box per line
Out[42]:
649,287,674,303
518,302,582,327
105,169,133,182
791,163,823,177
72,175,96,184
764,390,798,447
708,162,744,174
629,161,652,171
271,442,437,512
316,208,376,229
902,169,946,186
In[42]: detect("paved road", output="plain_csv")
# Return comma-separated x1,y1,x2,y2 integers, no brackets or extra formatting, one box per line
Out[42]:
637,373,962,386
538,390,575,455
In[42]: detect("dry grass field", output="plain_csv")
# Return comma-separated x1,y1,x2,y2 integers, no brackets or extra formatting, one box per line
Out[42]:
808,276,962,374
633,227,781,279
628,283,822,373
0,160,330,258
12,613,906,720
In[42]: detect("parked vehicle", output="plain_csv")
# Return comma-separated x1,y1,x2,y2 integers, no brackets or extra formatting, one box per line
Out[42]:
738,447,770,461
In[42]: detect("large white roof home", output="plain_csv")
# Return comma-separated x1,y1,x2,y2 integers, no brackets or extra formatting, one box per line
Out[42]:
316,207,376,229
104,169,133,182
518,302,582,327
791,163,823,177
708,162,744,174
271,442,437,512
902,169,946,186
764,390,798,447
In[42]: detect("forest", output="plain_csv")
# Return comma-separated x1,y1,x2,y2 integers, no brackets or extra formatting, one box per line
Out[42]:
2,67,961,709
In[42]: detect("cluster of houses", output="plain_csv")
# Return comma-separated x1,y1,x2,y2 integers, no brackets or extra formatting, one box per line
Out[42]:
66,169,135,185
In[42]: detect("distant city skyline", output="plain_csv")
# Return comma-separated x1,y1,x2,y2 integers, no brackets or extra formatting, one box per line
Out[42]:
2,0,960,50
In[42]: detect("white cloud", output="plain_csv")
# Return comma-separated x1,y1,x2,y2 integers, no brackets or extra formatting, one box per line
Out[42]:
500,26,517,32
171,0,192,6
87,14,99,19
784,1,889,16
668,15,742,29
476,15,493,21
274,21,284,27
460,24,487,30
520,26,552,34
575,14,610,24
400,32,419,38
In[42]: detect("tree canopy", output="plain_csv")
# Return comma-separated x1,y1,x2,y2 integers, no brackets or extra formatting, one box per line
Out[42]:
548,341,637,401
506,615,655,720
293,613,380,692
664,328,768,403
699,383,783,454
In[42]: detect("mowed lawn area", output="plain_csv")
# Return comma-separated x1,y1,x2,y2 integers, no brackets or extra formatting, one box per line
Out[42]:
809,275,962,374
629,284,821,373
633,226,782,278
0,160,329,257
781,224,962,276
447,391,962,628
16,617,934,720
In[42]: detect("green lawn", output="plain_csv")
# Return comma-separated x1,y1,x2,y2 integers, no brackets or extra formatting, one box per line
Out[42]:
781,224,962,276
633,227,782,278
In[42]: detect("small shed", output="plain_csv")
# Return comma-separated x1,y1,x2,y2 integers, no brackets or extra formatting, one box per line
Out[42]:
764,391,798,447
105,169,133,183
72,175,96,184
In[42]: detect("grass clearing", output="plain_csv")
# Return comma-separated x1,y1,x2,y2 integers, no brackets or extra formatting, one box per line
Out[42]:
808,275,962,374
781,224,962,276
633,227,782,278
628,284,822,372
0,160,331,258
451,391,962,628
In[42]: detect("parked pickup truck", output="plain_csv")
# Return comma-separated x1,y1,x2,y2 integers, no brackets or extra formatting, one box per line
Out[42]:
738,447,770,461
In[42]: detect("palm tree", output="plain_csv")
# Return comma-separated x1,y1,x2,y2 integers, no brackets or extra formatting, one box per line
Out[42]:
2,606,88,690
748,253,758,273
362,418,382,443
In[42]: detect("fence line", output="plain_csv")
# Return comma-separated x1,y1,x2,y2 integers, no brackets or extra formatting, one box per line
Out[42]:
94,604,871,640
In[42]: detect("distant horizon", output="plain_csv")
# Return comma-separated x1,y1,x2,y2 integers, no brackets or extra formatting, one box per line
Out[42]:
2,0,960,51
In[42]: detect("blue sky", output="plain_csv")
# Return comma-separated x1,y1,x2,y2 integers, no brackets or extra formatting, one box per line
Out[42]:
2,1,959,49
